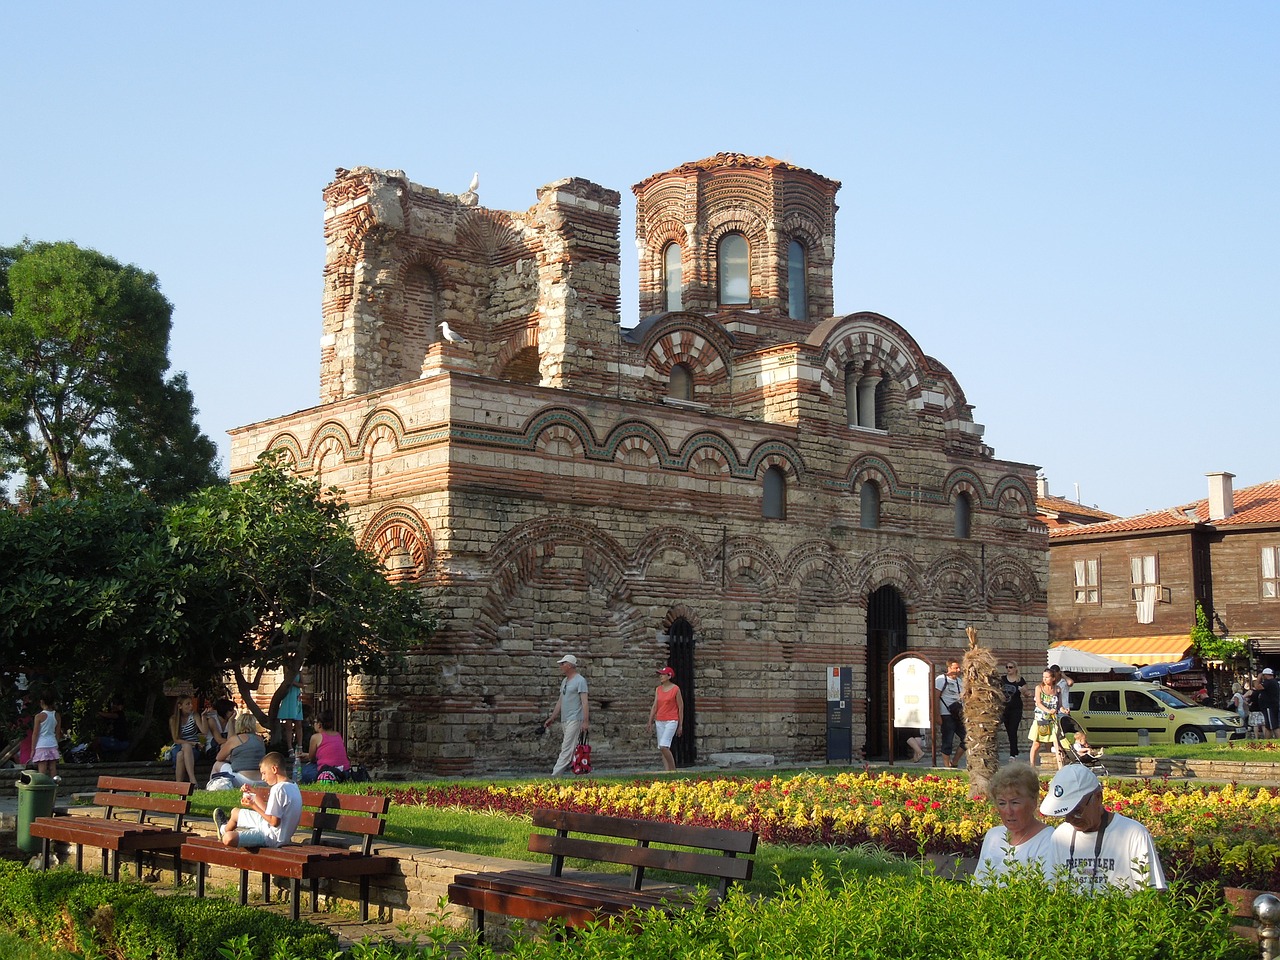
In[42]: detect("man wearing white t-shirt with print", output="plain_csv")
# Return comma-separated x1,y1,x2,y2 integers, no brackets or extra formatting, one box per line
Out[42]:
213,752,303,848
1042,764,1166,893
544,654,589,776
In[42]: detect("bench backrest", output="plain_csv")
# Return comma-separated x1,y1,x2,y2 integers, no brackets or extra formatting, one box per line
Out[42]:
94,776,193,827
242,787,389,855
528,808,756,897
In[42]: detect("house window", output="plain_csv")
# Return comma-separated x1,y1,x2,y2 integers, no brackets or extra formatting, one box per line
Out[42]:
762,466,786,519
1131,554,1159,624
860,480,880,530
718,233,750,305
1073,558,1099,604
669,362,693,401
662,242,682,313
954,492,972,539
787,239,807,320
1263,546,1280,599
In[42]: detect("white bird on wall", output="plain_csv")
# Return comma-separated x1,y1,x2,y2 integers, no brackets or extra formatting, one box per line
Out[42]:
466,172,479,193
440,321,468,344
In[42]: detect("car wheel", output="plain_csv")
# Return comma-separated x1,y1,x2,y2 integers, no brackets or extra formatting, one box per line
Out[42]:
1175,726,1206,745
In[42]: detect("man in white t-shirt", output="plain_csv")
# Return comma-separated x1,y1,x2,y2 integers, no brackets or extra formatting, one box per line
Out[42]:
934,659,966,768
544,654,589,776
213,752,303,848
1041,764,1166,893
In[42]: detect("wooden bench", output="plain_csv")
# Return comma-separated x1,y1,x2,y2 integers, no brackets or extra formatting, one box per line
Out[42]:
447,808,757,941
29,776,193,886
181,789,393,921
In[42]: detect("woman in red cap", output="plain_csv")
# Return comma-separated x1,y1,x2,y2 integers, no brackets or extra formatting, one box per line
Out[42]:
648,666,685,771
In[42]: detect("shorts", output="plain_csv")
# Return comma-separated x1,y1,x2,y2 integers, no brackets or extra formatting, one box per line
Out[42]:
655,720,678,749
233,808,279,849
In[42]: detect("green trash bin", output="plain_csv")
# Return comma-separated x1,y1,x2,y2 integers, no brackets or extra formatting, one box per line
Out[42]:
16,770,57,856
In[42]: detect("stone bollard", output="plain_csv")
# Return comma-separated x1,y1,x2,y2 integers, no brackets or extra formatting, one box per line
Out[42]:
1256,893,1280,960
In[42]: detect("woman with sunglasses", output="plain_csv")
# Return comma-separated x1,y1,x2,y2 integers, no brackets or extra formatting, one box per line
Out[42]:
1000,662,1026,759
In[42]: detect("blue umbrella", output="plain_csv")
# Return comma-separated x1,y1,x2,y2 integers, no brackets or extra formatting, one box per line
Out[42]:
1133,657,1197,681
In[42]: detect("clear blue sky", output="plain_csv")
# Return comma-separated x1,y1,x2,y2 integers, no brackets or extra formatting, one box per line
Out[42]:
5,2,1276,517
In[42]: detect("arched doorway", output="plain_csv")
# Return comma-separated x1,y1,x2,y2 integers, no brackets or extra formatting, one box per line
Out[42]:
866,586,907,758
667,618,697,767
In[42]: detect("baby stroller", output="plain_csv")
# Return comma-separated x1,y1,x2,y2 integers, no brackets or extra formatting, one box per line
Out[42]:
1056,716,1108,776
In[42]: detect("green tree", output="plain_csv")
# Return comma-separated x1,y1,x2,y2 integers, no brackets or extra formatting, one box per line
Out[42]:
0,492,188,752
0,240,220,502
166,452,433,732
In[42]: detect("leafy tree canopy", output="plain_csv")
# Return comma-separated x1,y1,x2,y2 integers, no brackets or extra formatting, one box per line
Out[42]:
166,451,434,728
0,492,187,746
0,240,220,502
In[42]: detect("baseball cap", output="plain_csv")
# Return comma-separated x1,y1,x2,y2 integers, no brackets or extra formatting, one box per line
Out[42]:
557,654,577,666
658,666,675,677
1039,763,1102,818
1264,668,1275,676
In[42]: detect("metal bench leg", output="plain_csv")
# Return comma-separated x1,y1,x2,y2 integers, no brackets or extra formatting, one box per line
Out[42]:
111,851,121,883
290,879,301,921
40,838,51,871
239,869,249,906
360,877,370,922
261,871,269,904
196,862,207,898
476,909,486,944
310,877,320,914
173,850,183,889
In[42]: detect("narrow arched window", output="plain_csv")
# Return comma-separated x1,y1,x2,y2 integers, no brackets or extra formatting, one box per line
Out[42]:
718,233,750,305
663,243,683,313
954,492,972,539
844,363,858,427
669,362,693,401
787,239,807,320
762,466,786,519
860,480,881,530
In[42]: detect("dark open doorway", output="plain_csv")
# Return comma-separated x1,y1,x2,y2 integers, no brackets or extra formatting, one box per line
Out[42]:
667,618,697,767
866,586,907,758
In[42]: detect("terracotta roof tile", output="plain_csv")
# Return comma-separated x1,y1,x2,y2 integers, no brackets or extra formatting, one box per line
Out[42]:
1036,494,1118,524
1051,478,1280,539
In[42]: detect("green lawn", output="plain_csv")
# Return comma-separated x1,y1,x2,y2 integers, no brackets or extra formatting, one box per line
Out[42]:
184,773,921,895
0,930,82,959
1105,740,1280,760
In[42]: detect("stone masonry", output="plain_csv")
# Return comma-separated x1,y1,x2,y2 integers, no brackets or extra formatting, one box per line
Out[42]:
230,153,1048,776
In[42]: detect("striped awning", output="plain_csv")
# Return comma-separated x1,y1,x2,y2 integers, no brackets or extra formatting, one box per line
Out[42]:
1050,635,1193,667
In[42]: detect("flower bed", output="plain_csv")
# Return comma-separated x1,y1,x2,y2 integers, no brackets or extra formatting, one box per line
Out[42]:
377,771,1280,890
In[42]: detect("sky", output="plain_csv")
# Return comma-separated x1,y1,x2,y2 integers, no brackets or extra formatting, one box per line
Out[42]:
4,2,1277,518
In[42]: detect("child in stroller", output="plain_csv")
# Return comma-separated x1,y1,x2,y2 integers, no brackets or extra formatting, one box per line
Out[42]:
1061,728,1108,774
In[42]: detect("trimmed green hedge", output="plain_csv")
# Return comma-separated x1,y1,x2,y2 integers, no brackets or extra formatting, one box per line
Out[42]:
0,860,337,959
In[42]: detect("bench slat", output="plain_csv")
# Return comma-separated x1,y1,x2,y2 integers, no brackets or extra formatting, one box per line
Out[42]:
528,834,753,882
453,871,684,911
96,776,194,797
300,811,386,837
448,884,606,927
531,808,757,855
91,793,190,816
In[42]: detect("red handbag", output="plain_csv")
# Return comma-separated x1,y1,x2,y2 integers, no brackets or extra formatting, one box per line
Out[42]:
571,732,592,775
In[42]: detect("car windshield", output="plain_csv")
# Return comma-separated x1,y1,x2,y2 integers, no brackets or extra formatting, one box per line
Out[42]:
1150,688,1196,709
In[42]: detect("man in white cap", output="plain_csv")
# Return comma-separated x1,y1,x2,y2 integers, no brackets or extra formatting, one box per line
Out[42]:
1041,763,1166,893
1261,668,1279,738
544,654,589,775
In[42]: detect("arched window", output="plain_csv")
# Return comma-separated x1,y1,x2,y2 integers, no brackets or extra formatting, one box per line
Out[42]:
663,242,683,313
669,362,693,401
860,480,881,530
844,362,858,427
954,492,972,539
718,233,750,305
787,239,807,320
762,466,786,519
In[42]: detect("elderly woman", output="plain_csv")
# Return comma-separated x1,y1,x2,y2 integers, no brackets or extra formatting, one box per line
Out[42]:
973,762,1053,885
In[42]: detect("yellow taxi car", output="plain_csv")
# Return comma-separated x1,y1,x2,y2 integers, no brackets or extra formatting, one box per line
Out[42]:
1064,681,1245,745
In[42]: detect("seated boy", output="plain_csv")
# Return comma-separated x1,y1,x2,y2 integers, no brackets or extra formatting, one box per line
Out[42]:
1071,730,1104,759
213,751,302,848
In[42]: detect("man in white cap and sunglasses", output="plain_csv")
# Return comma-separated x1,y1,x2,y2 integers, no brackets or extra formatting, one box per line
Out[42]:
544,653,589,775
1041,763,1166,893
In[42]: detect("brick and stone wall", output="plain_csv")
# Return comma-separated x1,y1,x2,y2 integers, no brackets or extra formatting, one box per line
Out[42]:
231,154,1048,776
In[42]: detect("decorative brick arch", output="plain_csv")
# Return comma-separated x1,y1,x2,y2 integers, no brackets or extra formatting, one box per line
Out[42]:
724,536,783,595
644,329,731,394
633,526,718,582
311,435,346,486
985,555,1043,612
846,454,902,498
746,442,804,481
853,550,924,606
360,505,434,584
660,603,703,634
924,553,984,606
942,468,991,508
476,518,631,643
781,542,857,601
992,475,1035,516
495,324,540,381
262,432,304,468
